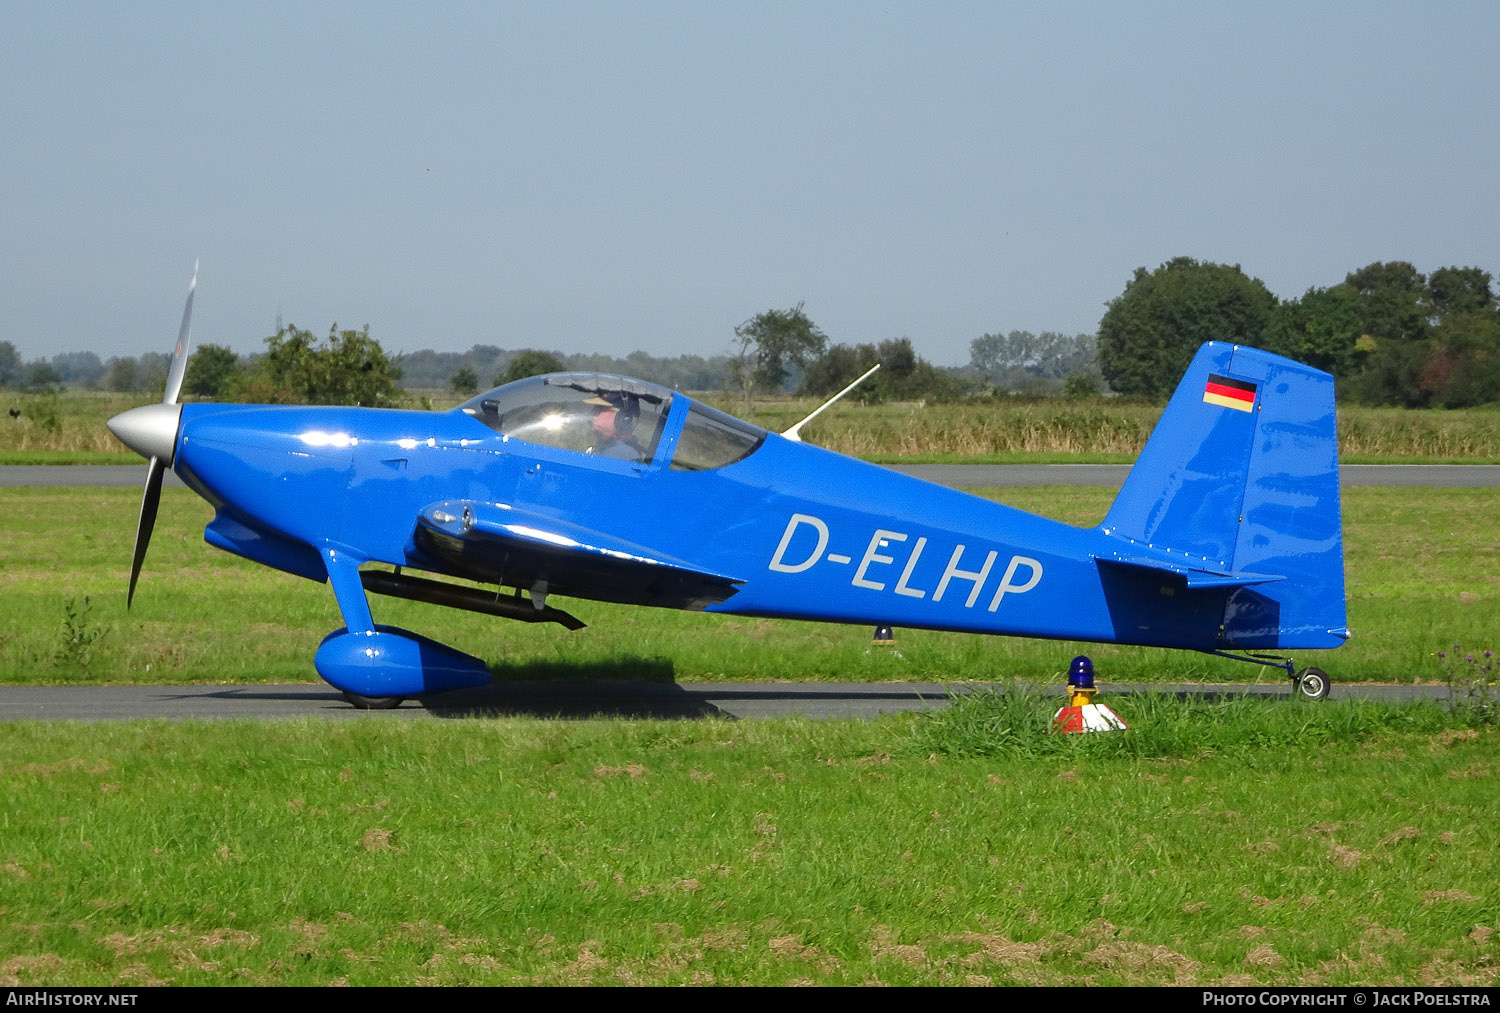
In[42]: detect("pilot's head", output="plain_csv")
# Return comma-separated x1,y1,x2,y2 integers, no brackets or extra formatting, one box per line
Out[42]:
585,391,638,439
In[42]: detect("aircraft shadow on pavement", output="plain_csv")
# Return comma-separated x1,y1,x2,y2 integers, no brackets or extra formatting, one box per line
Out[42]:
421,683,960,720
422,656,710,719
420,683,722,720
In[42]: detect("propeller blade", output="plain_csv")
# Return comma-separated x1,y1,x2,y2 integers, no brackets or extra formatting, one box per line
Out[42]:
127,457,165,608
161,260,197,406
121,263,196,606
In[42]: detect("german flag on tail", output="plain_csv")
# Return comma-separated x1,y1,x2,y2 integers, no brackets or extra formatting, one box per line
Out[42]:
1203,373,1257,412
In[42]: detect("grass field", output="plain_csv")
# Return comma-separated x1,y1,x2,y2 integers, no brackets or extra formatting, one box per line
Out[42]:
7,388,1500,463
1,699,1496,986
718,396,1500,465
0,484,1493,687
2,474,1496,986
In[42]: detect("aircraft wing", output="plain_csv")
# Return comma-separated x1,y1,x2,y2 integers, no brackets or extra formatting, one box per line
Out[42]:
412,499,743,610
1095,553,1285,590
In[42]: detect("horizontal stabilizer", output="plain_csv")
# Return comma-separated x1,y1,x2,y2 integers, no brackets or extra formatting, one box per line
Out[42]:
413,500,743,610
1096,553,1285,590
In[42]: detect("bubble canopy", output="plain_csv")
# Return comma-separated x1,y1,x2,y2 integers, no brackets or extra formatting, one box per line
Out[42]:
458,372,766,470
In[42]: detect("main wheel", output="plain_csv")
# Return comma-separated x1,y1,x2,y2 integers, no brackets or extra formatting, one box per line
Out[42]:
342,690,405,710
1294,667,1329,701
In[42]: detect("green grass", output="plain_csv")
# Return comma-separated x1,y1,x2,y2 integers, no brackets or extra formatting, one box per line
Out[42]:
1,391,151,458
2,478,1495,986
10,387,1500,462
867,452,1500,465
0,451,136,465
706,394,1500,462
13,448,1500,466
0,706,1494,986
864,451,1140,465
0,485,1493,687
911,687,1467,759
1335,455,1500,465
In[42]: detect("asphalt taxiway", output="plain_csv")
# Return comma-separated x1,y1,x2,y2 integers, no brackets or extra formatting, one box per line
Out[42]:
0,681,1453,722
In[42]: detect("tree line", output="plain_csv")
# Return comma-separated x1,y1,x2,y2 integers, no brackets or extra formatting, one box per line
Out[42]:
4,256,1493,407
1097,257,1500,406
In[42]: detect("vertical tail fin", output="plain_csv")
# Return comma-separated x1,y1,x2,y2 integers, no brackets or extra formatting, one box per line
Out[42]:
1101,342,1348,649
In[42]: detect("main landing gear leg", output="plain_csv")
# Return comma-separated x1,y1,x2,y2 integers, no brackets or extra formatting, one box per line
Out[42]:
322,547,405,710
315,545,491,709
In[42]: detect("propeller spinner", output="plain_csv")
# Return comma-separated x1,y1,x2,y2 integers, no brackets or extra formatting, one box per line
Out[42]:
106,263,197,606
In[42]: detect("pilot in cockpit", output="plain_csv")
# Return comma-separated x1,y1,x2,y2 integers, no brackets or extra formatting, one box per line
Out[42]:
585,390,646,461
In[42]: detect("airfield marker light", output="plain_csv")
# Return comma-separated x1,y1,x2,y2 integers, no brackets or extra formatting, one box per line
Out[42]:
1054,654,1128,734
1067,654,1095,692
867,624,903,659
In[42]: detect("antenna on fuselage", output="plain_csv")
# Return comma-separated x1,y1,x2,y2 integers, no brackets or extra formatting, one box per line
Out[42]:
782,363,880,443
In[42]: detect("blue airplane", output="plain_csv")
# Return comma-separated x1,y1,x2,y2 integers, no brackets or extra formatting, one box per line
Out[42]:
108,271,1347,707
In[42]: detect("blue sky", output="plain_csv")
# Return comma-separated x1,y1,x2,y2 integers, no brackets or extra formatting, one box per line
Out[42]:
3,1,1496,367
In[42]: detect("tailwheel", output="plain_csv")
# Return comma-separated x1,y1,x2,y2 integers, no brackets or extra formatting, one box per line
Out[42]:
341,690,405,710
1294,667,1330,701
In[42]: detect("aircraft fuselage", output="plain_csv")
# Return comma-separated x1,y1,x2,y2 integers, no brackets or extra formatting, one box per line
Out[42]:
170,391,1312,657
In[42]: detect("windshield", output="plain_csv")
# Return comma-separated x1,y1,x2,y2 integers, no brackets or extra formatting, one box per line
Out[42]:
459,373,674,465
670,402,767,470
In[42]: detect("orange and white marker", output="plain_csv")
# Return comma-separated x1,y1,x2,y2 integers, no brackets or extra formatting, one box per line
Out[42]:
1053,655,1128,733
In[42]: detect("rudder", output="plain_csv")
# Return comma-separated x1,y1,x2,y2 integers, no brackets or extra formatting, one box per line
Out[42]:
1101,342,1348,650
